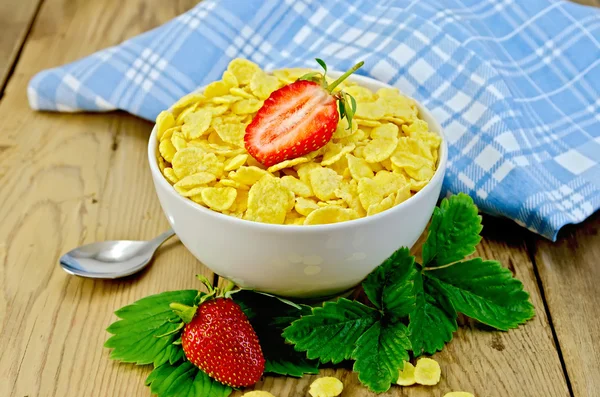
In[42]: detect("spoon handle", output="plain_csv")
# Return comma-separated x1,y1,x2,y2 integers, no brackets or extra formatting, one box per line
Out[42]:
149,229,176,249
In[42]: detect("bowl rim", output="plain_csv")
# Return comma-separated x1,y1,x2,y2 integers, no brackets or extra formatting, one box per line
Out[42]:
148,72,448,234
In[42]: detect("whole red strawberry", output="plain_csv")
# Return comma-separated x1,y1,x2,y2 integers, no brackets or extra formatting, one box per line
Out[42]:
182,297,265,387
245,59,364,167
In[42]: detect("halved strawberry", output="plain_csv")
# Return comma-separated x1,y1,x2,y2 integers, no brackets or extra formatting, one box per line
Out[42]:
245,59,364,167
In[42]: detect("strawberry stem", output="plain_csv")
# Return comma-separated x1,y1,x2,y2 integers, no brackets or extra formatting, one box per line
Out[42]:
327,61,364,92
170,302,198,324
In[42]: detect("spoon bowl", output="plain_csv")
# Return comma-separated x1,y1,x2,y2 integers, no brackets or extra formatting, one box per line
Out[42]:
59,229,176,279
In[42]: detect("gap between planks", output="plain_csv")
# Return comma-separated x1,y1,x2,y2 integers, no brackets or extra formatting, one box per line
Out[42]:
0,0,45,98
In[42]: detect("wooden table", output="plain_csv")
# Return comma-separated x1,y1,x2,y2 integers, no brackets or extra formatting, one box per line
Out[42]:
0,0,598,396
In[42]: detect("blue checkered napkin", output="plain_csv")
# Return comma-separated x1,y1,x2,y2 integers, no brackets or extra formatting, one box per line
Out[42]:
27,0,600,240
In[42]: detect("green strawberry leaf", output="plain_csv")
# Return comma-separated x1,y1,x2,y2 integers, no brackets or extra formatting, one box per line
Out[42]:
352,319,411,393
283,298,379,364
146,361,232,397
315,58,327,73
422,193,482,267
232,290,319,377
105,290,198,366
362,247,416,317
409,271,457,356
424,258,535,330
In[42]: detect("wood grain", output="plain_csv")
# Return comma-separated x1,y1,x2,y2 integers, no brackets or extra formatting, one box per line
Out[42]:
0,0,202,396
532,212,600,397
0,0,43,95
223,217,570,397
570,0,600,7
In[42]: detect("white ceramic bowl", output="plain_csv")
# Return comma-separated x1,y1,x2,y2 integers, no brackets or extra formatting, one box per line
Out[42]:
148,72,447,298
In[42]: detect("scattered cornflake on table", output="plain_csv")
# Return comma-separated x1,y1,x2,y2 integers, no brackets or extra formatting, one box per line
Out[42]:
414,357,441,386
242,391,277,397
309,377,344,397
396,361,416,386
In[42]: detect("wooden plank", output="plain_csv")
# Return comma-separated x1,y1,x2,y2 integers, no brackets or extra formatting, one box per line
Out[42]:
221,217,570,397
0,0,43,95
570,0,600,7
0,0,202,396
533,211,600,397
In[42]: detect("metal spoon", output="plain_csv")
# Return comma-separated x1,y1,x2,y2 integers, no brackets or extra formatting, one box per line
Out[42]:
59,229,176,279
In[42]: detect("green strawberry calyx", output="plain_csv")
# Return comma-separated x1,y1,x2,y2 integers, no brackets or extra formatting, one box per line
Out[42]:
169,275,236,324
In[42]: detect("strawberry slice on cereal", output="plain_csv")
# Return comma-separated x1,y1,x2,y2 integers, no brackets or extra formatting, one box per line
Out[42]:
244,59,364,167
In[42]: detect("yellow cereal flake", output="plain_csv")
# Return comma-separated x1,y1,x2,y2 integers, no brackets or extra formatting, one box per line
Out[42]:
207,104,230,116
397,361,416,386
224,154,248,171
222,70,239,87
230,166,271,185
395,185,411,205
232,98,264,114
219,178,250,190
208,130,227,146
174,185,205,197
281,176,313,197
190,193,206,206
204,80,232,98
443,393,475,397
332,118,358,139
304,206,357,225
296,162,321,184
381,116,408,126
233,189,249,213
160,126,179,143
410,179,429,192
182,109,212,139
242,392,276,397
211,94,243,105
414,358,441,386
201,187,237,211
309,167,342,201
163,167,179,184
367,193,395,216
228,58,261,85
403,119,429,135
345,85,375,102
358,178,383,211
245,176,292,224
373,170,407,196
156,111,176,141
356,118,382,127
339,128,369,147
346,153,374,180
295,197,320,216
172,149,224,178
309,377,343,397
371,123,399,139
268,157,309,173
380,158,393,170
208,144,244,157
171,131,188,151
175,103,198,125
214,122,246,147
171,92,205,115
250,69,281,100
230,87,256,99
355,98,387,120
321,142,356,166
174,172,216,189
159,139,177,163
363,136,398,163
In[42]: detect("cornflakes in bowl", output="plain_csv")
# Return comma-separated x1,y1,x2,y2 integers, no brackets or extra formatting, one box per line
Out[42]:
148,58,447,298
